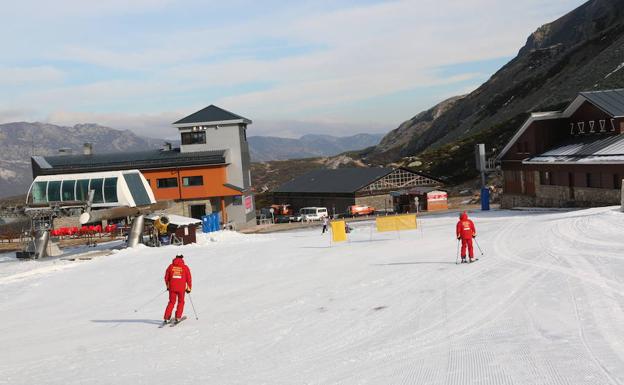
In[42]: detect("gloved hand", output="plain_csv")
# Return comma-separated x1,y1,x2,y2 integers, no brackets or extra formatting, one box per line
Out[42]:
472,235,476,238
186,289,191,294
457,236,460,240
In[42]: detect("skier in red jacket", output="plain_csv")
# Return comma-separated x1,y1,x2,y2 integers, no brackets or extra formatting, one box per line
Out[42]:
163,254,192,324
456,211,477,263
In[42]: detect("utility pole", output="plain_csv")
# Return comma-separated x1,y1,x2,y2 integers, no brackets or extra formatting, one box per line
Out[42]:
475,143,489,210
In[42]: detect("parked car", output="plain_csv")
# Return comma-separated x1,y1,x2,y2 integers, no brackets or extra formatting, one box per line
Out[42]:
299,207,329,221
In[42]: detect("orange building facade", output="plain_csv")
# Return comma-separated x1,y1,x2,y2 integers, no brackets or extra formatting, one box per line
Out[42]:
141,166,243,221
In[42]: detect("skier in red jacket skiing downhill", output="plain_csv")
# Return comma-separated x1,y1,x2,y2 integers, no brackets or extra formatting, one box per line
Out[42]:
456,211,477,263
163,254,192,325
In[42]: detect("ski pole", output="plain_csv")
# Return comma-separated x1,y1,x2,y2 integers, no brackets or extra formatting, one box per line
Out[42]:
133,289,167,313
455,239,460,264
188,292,199,320
474,238,484,256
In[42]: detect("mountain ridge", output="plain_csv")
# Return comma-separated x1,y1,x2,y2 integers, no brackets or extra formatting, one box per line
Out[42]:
360,0,624,182
248,133,384,162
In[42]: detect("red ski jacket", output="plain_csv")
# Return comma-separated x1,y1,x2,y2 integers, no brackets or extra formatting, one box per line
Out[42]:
456,212,476,239
165,257,192,293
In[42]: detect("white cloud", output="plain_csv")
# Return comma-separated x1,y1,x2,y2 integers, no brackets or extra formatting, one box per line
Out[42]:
0,66,64,86
3,0,176,18
0,0,588,135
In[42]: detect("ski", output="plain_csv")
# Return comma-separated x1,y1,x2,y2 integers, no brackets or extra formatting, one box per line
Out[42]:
170,316,187,327
456,258,478,265
159,319,172,328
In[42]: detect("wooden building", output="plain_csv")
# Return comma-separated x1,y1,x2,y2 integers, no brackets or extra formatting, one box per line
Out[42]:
273,167,443,215
498,89,624,208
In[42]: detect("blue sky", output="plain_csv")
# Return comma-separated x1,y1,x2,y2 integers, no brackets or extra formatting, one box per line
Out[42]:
0,0,587,138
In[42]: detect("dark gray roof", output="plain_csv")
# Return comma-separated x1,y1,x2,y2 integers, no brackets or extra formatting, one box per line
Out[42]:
275,168,394,194
173,105,251,125
33,148,226,176
580,89,624,117
524,134,624,164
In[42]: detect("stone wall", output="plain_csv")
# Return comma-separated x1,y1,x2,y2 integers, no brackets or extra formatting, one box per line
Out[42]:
500,194,536,209
534,184,573,207
502,172,621,208
572,187,620,206
165,199,215,218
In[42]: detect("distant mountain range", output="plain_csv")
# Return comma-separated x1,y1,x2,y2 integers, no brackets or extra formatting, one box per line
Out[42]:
248,133,384,162
0,122,384,198
0,122,170,198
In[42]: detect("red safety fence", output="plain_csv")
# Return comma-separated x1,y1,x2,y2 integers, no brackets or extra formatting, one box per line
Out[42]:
50,224,118,237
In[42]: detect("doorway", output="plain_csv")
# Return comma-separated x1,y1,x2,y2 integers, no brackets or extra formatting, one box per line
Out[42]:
189,204,206,219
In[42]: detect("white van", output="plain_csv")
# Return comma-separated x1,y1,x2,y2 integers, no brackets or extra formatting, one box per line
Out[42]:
299,207,328,221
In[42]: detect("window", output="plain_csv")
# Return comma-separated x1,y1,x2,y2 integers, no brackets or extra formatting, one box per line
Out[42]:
90,178,104,203
76,179,89,201
540,171,553,186
104,178,118,203
181,131,206,145
157,178,178,188
48,181,61,201
182,176,203,186
233,195,242,205
61,180,76,201
31,181,47,203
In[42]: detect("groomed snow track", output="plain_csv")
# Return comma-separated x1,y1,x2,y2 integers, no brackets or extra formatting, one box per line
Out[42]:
2,207,624,384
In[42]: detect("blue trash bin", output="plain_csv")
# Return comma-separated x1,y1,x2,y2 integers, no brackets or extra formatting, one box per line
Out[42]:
481,187,490,211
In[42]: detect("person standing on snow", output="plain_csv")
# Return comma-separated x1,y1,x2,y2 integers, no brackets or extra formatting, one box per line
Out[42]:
321,215,329,234
456,211,477,263
163,254,192,325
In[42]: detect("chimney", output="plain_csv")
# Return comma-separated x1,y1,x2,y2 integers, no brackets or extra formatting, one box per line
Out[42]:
162,142,172,151
58,148,72,156
83,143,93,155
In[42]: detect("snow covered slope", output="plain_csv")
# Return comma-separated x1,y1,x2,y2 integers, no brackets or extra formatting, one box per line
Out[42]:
2,208,624,384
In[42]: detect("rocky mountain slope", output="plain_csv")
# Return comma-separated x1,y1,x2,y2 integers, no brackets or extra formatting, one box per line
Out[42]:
363,0,624,182
248,133,384,162
0,122,168,198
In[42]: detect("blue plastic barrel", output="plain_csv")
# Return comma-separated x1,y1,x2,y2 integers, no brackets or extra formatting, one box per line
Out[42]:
481,187,490,211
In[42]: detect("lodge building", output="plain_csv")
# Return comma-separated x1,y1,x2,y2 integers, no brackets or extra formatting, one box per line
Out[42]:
31,105,256,228
274,167,444,215
498,89,624,208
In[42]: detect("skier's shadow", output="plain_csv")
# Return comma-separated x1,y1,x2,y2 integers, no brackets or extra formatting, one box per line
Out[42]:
373,261,457,266
91,319,162,325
